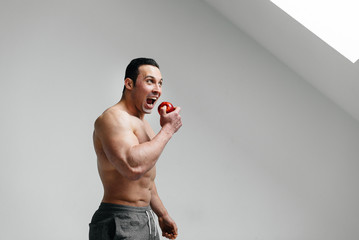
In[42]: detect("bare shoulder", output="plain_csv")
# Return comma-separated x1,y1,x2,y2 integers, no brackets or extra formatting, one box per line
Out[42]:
94,105,131,135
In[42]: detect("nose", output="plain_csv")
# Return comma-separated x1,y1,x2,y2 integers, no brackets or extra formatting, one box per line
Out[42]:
153,83,161,94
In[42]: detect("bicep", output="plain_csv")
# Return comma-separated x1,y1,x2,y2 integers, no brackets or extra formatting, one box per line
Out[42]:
96,114,139,168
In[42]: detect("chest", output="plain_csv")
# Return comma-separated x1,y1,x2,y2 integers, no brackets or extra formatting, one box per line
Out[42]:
132,119,155,144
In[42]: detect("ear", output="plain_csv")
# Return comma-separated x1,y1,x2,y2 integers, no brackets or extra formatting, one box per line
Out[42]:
124,78,134,90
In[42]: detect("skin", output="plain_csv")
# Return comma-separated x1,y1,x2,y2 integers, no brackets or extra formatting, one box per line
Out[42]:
93,65,182,239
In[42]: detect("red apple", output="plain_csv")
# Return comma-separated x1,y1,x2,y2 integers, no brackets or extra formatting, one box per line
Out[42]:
158,102,175,114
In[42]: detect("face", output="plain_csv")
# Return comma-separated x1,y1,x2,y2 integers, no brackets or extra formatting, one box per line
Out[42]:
132,65,163,114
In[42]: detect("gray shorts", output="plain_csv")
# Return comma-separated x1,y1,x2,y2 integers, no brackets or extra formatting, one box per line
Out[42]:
89,202,160,240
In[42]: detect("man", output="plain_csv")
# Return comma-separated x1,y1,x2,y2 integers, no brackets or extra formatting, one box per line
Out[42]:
89,58,182,240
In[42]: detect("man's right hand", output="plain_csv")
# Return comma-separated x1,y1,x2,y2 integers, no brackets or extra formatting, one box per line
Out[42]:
159,106,182,134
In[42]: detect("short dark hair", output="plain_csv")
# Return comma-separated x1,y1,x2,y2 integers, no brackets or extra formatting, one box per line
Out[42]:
123,58,160,93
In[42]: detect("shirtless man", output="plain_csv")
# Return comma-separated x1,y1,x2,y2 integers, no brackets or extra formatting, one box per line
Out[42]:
89,58,182,240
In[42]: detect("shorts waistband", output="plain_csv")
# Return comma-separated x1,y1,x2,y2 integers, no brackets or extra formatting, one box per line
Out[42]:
99,202,152,213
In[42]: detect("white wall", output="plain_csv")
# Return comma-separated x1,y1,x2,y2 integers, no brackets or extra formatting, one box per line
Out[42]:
1,0,359,239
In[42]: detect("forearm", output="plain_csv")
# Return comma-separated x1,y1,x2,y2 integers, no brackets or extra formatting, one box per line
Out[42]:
150,183,169,218
151,184,178,239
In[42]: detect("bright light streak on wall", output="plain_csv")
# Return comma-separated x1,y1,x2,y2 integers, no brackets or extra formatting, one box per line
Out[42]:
271,0,359,63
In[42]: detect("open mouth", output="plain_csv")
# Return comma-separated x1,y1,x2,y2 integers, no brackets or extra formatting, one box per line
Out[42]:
146,97,157,107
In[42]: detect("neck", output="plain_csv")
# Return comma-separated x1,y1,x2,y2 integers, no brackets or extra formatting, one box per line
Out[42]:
119,93,145,119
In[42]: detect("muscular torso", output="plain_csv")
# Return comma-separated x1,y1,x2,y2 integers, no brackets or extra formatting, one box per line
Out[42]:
93,106,156,207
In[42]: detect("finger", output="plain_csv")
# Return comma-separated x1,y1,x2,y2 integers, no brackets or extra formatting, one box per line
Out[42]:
173,106,181,113
163,232,172,237
159,106,167,115
167,232,177,239
163,233,175,239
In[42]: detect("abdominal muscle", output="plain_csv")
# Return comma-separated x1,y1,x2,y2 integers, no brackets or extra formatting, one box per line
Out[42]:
95,143,156,207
